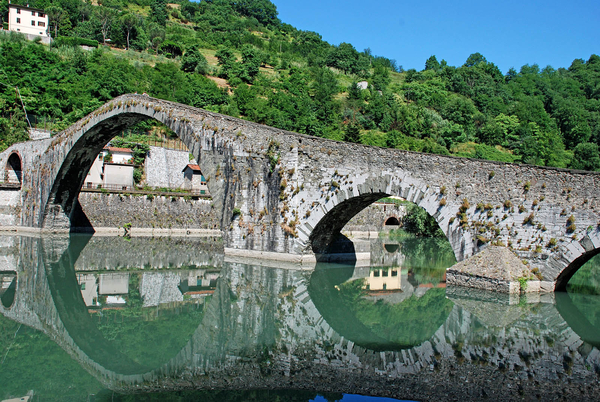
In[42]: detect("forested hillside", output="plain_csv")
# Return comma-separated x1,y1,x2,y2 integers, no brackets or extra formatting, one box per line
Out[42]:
0,0,599,170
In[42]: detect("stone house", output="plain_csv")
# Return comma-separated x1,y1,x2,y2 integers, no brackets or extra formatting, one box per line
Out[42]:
182,164,209,194
7,1,49,38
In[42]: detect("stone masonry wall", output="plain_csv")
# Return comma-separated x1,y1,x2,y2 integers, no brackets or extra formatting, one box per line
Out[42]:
78,192,220,230
145,146,193,189
344,202,406,231
78,192,399,233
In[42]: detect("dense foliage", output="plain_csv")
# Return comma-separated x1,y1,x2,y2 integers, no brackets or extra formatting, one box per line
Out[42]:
0,0,599,171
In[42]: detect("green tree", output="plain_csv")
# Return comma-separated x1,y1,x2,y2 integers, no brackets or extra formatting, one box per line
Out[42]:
570,142,600,171
215,46,238,80
77,1,93,22
95,6,116,45
403,203,443,237
371,64,391,91
310,67,339,136
120,13,139,51
424,55,440,71
147,23,165,52
240,45,261,83
344,121,361,143
464,52,487,67
150,0,168,26
231,0,280,26
0,98,29,152
181,48,209,74
45,5,66,38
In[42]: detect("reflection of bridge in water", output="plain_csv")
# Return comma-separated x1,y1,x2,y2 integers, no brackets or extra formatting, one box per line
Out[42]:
1,235,600,400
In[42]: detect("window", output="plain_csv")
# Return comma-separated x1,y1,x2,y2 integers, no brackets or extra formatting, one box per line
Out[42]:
16,8,21,14
16,18,20,23
38,21,45,27
32,11,35,16
81,283,86,290
31,20,35,26
39,12,45,17
391,270,398,277
383,283,387,290
382,269,389,277
373,270,380,277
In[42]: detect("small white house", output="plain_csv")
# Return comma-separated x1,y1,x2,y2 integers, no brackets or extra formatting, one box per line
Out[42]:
7,2,49,38
182,164,209,194
103,163,135,189
104,146,134,164
84,146,135,189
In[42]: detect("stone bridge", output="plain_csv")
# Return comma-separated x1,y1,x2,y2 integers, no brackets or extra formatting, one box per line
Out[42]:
1,94,600,290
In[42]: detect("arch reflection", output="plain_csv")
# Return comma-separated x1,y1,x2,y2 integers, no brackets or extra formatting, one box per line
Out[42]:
308,236,456,351
45,235,221,375
0,271,17,308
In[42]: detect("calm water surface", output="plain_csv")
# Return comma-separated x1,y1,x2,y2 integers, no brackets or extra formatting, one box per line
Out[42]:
0,234,599,401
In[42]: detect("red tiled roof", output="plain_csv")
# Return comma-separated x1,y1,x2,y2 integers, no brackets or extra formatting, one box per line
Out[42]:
183,164,202,172
103,146,133,153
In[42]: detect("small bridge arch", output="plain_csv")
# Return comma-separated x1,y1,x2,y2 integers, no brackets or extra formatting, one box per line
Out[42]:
5,152,22,186
384,216,401,226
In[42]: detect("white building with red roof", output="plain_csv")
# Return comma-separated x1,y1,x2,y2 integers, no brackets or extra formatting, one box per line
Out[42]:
182,164,208,194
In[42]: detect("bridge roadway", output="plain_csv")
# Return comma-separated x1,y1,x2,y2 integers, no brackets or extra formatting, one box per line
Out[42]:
1,94,600,290
0,236,599,400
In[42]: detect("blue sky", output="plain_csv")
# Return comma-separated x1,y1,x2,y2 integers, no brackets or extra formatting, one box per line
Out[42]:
274,0,600,73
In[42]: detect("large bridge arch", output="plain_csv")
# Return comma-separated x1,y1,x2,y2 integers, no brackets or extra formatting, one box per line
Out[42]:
41,110,203,229
552,230,600,291
302,174,470,263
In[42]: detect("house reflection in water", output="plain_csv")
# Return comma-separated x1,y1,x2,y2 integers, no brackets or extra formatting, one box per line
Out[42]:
76,270,219,309
77,273,129,307
365,268,401,291
179,271,219,299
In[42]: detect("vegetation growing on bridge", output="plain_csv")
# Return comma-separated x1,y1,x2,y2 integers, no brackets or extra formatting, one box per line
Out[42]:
0,0,599,172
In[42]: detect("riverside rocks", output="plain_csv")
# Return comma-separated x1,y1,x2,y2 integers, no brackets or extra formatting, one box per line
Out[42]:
446,246,554,293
